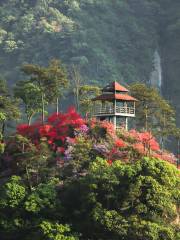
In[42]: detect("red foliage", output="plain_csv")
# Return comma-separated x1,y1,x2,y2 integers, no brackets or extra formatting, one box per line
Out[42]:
129,130,160,152
100,121,115,137
115,139,126,148
133,142,145,154
39,124,52,136
57,147,65,154
17,123,41,142
149,139,160,151
16,113,178,169
17,124,29,135
153,152,177,165
129,129,140,141
17,107,85,149
107,159,113,165
139,132,160,151
89,118,97,128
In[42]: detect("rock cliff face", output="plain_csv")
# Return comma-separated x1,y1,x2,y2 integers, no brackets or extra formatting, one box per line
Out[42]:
150,50,162,91
159,1,180,125
162,38,180,125
0,1,179,121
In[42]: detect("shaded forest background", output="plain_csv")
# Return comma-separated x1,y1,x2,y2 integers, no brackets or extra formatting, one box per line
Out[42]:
0,0,180,123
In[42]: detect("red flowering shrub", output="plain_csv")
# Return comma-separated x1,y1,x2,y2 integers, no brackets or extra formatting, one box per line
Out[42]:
107,159,113,165
132,142,145,155
129,129,141,141
153,152,177,165
16,113,178,169
17,123,40,139
39,124,52,136
17,107,85,149
115,139,126,148
87,119,117,142
88,118,97,129
17,124,29,135
57,147,66,154
127,130,160,153
138,132,160,152
100,121,116,137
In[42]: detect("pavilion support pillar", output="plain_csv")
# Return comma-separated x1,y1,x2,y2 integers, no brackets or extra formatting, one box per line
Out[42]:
102,101,105,108
125,117,128,131
113,116,117,130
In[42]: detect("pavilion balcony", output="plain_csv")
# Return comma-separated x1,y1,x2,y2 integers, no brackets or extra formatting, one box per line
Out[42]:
93,106,135,117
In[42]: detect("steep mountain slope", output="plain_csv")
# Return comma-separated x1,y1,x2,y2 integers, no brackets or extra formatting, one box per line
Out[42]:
159,0,180,123
0,0,179,121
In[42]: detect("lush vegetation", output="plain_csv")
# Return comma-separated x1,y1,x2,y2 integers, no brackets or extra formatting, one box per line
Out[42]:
0,1,180,239
0,107,179,239
0,0,159,83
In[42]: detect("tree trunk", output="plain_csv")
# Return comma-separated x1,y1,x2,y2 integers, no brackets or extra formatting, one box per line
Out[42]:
177,139,180,168
26,166,32,191
27,114,34,126
161,136,164,152
56,97,59,114
145,111,148,131
74,87,79,112
76,88,80,112
41,93,45,124
1,121,5,136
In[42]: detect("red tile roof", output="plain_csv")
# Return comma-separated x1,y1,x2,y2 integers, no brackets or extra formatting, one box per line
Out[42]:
103,81,129,92
93,94,138,101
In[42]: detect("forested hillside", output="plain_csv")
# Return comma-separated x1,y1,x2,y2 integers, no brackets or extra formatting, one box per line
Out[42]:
0,2,180,238
0,108,179,239
0,0,180,121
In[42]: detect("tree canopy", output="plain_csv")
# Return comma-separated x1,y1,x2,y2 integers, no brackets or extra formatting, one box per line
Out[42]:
130,83,176,140
20,59,69,123
0,79,20,134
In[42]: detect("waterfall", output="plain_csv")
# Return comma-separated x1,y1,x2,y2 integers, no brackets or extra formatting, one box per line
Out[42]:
150,50,162,91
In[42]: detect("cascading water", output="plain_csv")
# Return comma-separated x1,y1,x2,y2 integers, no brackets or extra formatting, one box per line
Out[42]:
150,50,162,92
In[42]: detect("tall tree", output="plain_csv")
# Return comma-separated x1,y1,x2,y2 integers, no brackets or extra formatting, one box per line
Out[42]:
0,79,20,135
21,64,48,124
79,85,100,117
69,65,83,112
21,59,69,123
172,128,180,168
14,81,42,125
69,65,100,115
45,59,69,113
130,83,176,143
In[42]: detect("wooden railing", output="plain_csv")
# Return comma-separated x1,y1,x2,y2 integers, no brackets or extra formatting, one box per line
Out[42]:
93,106,135,116
116,106,135,115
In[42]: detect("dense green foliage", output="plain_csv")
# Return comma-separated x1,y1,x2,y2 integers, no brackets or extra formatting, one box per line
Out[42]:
0,0,159,83
0,176,78,239
0,109,179,239
0,157,179,239
62,157,180,240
